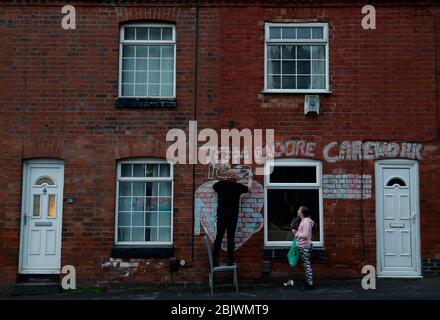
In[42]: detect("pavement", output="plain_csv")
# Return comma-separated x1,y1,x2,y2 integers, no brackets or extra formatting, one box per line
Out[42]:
1,277,440,300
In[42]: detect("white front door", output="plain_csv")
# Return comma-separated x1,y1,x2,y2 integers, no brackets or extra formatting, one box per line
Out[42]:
375,160,421,277
19,160,64,274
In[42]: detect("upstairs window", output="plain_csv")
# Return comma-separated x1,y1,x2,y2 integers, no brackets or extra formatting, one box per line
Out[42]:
119,24,176,98
264,23,329,93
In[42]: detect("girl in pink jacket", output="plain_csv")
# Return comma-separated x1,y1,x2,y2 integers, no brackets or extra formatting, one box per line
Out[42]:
292,206,315,290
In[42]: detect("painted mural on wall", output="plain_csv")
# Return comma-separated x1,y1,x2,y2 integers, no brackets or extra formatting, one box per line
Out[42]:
194,140,431,250
194,165,264,251
274,140,424,162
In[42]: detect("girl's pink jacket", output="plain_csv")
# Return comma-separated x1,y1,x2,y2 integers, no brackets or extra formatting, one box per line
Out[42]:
296,217,314,247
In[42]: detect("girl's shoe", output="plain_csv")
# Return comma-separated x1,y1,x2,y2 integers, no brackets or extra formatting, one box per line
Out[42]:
283,279,295,286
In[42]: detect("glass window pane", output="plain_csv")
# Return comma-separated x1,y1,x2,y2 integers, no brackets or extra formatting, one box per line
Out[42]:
33,195,40,217
122,84,134,97
282,27,296,39
119,182,131,196
297,76,311,89
297,46,311,59
132,212,144,226
159,198,171,211
118,198,131,211
123,45,135,57
122,84,134,96
133,164,144,177
160,164,170,177
145,228,157,241
267,75,281,89
118,212,130,227
148,84,160,96
282,76,296,89
297,27,311,39
270,166,316,183
267,45,280,59
135,59,147,71
48,195,56,218
311,46,325,59
268,61,280,74
161,84,173,97
135,84,147,96
135,72,147,83
312,27,324,39
162,46,174,58
136,27,148,40
145,164,159,177
149,46,160,57
312,75,326,89
312,61,325,75
132,197,145,211
387,178,406,187
145,182,158,196
132,182,145,196
297,61,311,75
146,197,158,211
267,189,320,242
36,177,55,185
124,27,135,40
118,227,130,241
121,164,132,177
162,59,174,71
149,59,160,71
269,27,281,39
136,46,148,58
145,212,157,227
159,212,171,227
282,61,295,74
158,228,171,241
162,28,173,40
122,58,134,71
161,72,173,83
159,182,172,196
149,28,161,40
282,45,295,59
122,71,134,83
132,228,144,241
148,72,160,83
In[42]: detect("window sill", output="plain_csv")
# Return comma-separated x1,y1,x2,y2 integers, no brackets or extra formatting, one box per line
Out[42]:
111,245,173,259
261,90,332,95
115,97,177,108
264,246,327,261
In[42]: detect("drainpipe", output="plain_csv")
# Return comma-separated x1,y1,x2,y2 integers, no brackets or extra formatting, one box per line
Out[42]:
183,0,200,268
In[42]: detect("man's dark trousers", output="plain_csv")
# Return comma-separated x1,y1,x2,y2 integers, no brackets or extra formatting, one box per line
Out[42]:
213,211,238,264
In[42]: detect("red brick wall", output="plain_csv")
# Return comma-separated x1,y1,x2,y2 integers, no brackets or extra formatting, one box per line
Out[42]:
0,1,439,286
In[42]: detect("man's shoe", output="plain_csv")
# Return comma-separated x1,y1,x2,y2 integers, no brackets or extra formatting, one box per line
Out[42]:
302,283,315,290
213,259,219,267
226,260,234,266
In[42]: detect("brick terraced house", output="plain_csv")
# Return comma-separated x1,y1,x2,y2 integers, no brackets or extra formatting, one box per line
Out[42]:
0,0,439,287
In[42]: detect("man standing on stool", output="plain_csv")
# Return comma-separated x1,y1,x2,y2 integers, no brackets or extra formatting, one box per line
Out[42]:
212,168,253,266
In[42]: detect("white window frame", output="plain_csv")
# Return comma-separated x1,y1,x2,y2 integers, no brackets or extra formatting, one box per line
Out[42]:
115,158,174,245
118,23,176,98
264,22,330,93
264,159,324,247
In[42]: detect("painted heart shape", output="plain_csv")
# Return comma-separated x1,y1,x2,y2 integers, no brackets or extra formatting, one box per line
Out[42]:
194,179,264,251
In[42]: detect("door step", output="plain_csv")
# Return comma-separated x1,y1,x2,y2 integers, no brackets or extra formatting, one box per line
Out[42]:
13,274,60,295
